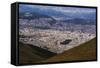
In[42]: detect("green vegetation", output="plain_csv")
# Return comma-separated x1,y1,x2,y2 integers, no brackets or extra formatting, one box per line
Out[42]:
41,38,97,63
19,42,56,64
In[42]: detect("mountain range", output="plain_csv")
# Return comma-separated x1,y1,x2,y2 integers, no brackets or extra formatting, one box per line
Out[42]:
19,4,96,20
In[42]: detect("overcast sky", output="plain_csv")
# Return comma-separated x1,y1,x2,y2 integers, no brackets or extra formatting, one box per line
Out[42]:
20,4,96,14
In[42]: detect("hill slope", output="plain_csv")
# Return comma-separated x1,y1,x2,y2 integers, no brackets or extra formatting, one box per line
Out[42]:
41,38,97,63
19,42,56,64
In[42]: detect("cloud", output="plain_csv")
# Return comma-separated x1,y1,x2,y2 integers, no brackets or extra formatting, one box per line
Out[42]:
20,4,96,14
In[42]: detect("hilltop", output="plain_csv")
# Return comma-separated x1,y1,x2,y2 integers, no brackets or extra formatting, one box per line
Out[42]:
19,42,56,64
40,38,96,63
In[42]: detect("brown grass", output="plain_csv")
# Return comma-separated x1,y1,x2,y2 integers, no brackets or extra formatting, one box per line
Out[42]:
41,38,97,63
19,42,56,64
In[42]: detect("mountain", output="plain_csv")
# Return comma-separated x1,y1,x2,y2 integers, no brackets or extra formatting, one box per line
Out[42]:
19,42,56,64
19,5,96,19
19,11,57,29
61,18,96,25
19,12,53,19
19,5,96,25
19,5,69,17
40,38,96,63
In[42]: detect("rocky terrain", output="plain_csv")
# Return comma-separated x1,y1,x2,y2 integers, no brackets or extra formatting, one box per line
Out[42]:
19,28,95,54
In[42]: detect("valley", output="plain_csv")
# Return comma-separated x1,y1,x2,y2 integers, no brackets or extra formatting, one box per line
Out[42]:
19,28,95,54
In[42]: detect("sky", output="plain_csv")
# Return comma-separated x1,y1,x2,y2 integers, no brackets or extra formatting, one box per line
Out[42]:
20,4,96,14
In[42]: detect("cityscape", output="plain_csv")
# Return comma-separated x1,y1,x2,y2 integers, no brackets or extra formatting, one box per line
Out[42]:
18,4,96,64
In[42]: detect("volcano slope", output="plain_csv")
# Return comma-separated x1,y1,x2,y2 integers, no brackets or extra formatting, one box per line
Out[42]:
19,42,56,64
40,37,97,63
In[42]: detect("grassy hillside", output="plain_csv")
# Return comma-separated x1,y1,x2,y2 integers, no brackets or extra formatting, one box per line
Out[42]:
41,38,97,63
19,42,56,64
